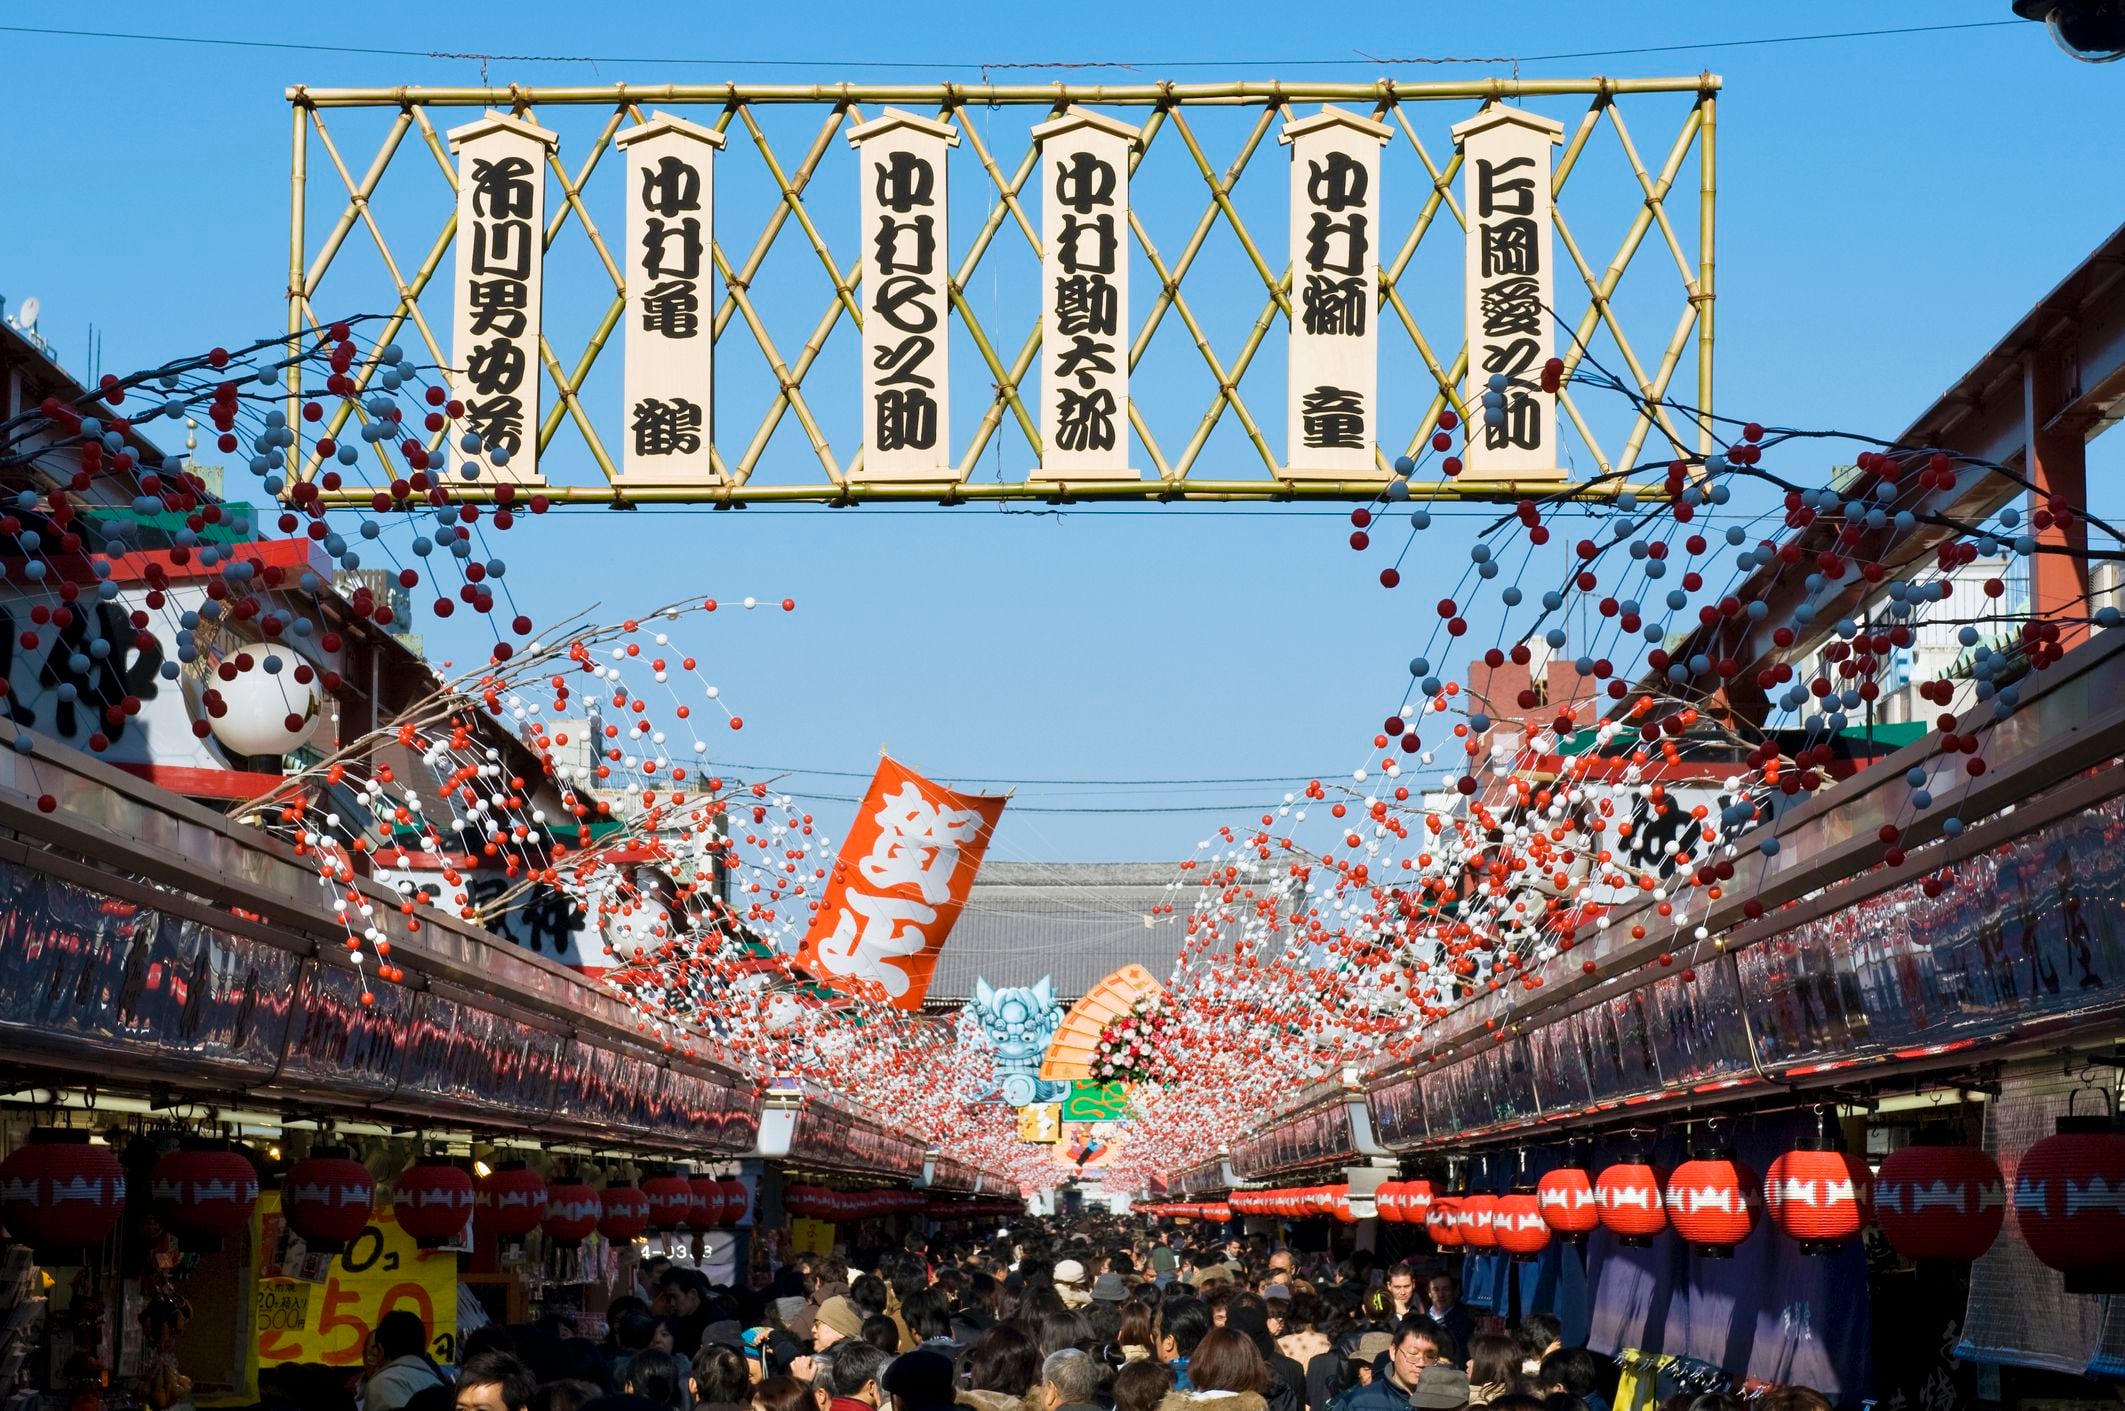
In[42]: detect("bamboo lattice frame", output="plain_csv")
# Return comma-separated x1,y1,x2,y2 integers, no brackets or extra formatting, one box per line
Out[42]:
285,77,1719,505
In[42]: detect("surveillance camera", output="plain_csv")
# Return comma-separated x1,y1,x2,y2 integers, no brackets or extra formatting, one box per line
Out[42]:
2013,0,2125,61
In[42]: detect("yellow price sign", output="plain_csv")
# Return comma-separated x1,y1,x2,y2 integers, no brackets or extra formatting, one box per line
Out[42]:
251,1194,458,1371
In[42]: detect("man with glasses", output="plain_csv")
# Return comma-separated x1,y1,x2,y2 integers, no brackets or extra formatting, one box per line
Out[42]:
1334,1326,1468,1411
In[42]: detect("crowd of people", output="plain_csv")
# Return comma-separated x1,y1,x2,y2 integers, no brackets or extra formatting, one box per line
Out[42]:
278,1215,1839,1411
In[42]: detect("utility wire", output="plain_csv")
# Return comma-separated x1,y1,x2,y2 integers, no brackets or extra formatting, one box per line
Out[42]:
0,19,2027,71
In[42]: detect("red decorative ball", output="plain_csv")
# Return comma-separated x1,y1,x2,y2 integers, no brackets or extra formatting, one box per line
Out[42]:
643,1171,694,1231
1,1131,127,1255
1492,1192,1552,1258
598,1184,651,1243
543,1182,602,1246
284,1149,376,1254
1536,1166,1600,1237
1458,1192,1499,1249
2015,1119,2125,1294
719,1176,750,1226
150,1140,259,1249
1874,1144,2003,1263
1764,1147,1871,1252
476,1164,548,1240
1594,1160,1667,1243
1666,1156,1759,1255
392,1161,475,1248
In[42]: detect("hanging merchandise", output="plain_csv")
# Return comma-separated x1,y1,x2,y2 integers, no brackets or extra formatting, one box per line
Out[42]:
282,1147,376,1255
393,1159,477,1249
1873,1142,2004,1263
0,1130,127,1259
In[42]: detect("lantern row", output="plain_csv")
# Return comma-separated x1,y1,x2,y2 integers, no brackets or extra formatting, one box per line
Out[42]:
0,1136,759,1259
1204,1133,2125,1292
440,103,1567,489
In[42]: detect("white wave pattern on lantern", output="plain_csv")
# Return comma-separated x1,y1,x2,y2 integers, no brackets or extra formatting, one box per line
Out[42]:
206,656,323,758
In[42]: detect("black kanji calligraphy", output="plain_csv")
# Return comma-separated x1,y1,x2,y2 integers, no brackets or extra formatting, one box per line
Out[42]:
471,219,532,280
470,155,536,220
1480,338,1541,380
467,277,530,337
1479,277,1542,338
1057,214,1118,276
1484,390,1542,450
1054,274,1119,338
874,214,937,274
465,394,526,457
872,335,938,388
1306,151,1370,213
1475,156,1537,218
1053,152,1117,214
464,340,527,397
1053,335,1118,390
631,397,704,456
1303,213,1369,276
1055,388,1118,453
639,279,701,339
1301,385,1366,449
1480,218,1539,277
872,274,940,335
875,388,938,451
642,217,704,281
1301,274,1367,337
874,151,936,214
639,154,703,217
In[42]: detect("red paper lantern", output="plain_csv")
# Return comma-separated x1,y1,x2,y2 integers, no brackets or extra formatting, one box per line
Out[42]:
720,1176,750,1226
1426,1195,1464,1247
1594,1159,1667,1244
1493,1192,1552,1258
1459,1192,1499,1249
1536,1166,1600,1238
284,1148,375,1254
599,1184,650,1243
688,1173,724,1229
543,1181,601,1246
150,1139,259,1250
1375,1180,1401,1223
1666,1155,1759,1256
1874,1144,2003,1263
0,1131,127,1256
2015,1117,2125,1294
1764,1146,1871,1253
1402,1177,1436,1225
392,1160,475,1248
643,1171,693,1230
477,1164,548,1240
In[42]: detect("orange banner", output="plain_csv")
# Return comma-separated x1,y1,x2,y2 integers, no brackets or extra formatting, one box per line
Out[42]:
795,756,1006,1009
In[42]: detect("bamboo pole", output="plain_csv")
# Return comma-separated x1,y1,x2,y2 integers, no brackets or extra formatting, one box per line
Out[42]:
285,95,308,483
1697,83,1717,458
288,78,1719,108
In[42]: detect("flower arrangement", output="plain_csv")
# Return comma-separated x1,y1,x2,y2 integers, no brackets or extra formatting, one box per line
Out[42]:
1090,995,1174,1085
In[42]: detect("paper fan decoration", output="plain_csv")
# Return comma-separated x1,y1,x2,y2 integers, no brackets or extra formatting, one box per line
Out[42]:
1041,964,1166,1081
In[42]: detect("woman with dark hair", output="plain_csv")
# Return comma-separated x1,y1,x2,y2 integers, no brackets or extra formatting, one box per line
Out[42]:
1039,1309,1094,1360
697,1345,756,1411
961,1324,1043,1411
1114,1361,1174,1411
1466,1334,1524,1406
1162,1328,1269,1411
754,1376,814,1411
1117,1300,1157,1365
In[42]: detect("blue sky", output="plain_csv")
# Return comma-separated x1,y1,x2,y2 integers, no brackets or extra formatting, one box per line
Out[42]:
2,2,2121,861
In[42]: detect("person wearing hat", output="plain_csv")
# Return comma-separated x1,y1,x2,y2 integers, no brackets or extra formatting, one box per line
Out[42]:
1089,1273,1130,1306
881,1348,959,1411
1052,1260,1092,1310
814,1297,866,1352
